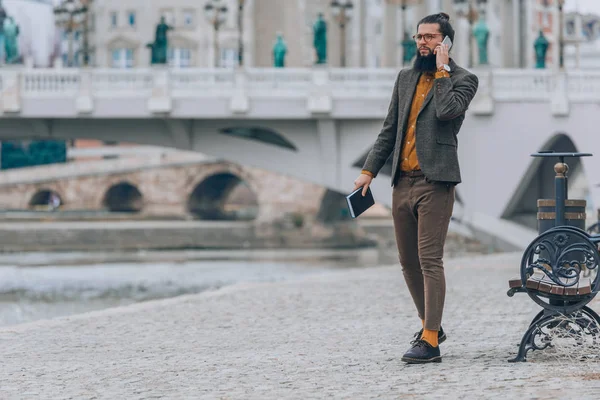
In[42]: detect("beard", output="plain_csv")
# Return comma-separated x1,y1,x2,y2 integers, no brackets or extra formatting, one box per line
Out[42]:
413,49,438,73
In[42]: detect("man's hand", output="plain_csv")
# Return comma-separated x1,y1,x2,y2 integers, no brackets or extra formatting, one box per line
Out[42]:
353,173,373,197
434,43,450,70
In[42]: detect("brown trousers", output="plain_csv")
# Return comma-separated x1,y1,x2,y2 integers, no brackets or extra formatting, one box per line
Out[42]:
391,172,455,331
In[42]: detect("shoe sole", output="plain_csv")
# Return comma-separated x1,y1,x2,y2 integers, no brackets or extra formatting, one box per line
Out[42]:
401,356,442,364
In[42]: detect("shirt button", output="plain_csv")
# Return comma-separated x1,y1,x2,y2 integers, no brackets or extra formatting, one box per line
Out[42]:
422,94,425,97
407,141,410,144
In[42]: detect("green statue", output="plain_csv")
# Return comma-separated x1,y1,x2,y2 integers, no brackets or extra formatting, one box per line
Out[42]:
146,16,172,64
313,13,327,64
472,18,490,65
3,15,18,64
401,33,416,65
534,30,549,69
273,33,287,68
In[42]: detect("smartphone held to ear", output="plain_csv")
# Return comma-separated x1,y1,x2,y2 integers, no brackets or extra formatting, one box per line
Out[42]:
441,35,452,50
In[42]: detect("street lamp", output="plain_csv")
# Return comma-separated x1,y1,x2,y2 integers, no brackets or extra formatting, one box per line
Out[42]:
330,0,353,67
542,0,565,70
204,0,228,68
452,0,487,68
237,0,245,67
53,0,89,67
558,0,565,70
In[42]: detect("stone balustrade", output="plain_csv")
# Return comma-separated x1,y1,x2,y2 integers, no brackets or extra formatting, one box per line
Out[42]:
0,66,595,117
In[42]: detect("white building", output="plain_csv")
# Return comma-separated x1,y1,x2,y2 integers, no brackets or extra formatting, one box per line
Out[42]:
2,0,58,67
42,0,600,70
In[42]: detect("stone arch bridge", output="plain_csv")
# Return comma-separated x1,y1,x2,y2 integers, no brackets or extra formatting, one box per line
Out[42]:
0,157,343,224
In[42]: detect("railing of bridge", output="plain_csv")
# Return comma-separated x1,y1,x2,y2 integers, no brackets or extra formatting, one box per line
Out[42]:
0,67,597,115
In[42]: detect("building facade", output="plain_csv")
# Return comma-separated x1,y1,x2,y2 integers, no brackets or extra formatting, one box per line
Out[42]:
54,0,600,70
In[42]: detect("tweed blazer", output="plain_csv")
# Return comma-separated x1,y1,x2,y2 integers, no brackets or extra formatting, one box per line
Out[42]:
362,59,479,185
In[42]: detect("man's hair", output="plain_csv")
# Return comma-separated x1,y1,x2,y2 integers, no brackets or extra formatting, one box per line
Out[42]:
417,12,455,44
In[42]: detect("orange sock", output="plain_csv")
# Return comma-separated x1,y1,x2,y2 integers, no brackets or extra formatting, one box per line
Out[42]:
421,329,439,347
421,319,425,328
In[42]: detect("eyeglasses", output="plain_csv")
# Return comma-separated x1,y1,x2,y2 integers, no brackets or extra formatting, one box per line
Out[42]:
412,33,442,42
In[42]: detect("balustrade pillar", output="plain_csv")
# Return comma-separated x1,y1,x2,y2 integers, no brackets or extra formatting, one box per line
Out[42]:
230,68,249,114
147,67,172,114
0,71,21,114
76,69,93,114
551,71,569,116
307,67,332,114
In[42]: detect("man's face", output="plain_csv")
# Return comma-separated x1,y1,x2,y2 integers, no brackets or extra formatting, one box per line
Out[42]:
415,23,444,57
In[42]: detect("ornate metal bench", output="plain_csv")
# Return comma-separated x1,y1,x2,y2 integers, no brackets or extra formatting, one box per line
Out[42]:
507,152,600,362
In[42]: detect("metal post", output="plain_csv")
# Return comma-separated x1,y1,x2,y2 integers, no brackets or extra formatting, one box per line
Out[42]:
82,7,89,66
558,0,564,70
554,160,568,226
67,16,74,66
340,19,346,67
237,0,244,67
214,23,220,68
401,2,407,66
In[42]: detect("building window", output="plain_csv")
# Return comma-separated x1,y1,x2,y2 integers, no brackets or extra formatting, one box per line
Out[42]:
110,11,118,28
169,48,192,68
183,10,194,27
128,11,136,27
220,48,238,69
112,48,134,69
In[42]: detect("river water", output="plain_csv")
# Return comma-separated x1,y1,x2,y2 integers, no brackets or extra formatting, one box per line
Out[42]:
0,248,386,327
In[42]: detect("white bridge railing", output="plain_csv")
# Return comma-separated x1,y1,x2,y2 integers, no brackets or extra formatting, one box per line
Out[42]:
0,67,594,116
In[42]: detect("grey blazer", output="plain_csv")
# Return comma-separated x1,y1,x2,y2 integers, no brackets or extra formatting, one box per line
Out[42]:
362,59,478,185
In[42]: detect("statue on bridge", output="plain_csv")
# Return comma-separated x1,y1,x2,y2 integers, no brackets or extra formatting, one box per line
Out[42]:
3,16,20,64
273,33,287,68
146,16,173,65
313,13,327,65
534,30,549,69
472,17,490,65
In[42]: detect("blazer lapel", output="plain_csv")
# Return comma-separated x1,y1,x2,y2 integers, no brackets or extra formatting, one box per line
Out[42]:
400,69,421,135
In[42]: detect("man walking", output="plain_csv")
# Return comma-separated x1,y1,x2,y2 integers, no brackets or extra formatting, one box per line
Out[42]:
353,12,478,363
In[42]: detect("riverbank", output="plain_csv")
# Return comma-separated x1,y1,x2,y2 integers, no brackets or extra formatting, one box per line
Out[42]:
0,218,495,255
0,219,377,252
1,252,598,399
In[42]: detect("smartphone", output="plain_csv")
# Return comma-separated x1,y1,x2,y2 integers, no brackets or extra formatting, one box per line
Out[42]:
442,35,453,50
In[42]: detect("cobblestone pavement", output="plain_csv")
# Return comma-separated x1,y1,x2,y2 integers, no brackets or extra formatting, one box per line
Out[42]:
1,252,599,399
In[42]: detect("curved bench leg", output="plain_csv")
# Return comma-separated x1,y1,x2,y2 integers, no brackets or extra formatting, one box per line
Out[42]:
509,308,600,362
509,314,554,362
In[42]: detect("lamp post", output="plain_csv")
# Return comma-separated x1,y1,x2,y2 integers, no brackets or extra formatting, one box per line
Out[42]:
542,0,565,70
53,0,89,67
204,0,228,68
452,0,487,68
330,0,353,67
237,0,245,67
558,0,565,70
384,1,423,66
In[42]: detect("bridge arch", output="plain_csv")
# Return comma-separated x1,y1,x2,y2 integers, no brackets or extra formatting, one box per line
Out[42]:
29,189,63,210
102,181,144,212
501,133,590,229
187,171,259,220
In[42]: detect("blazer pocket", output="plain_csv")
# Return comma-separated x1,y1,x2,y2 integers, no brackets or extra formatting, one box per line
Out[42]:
435,130,457,147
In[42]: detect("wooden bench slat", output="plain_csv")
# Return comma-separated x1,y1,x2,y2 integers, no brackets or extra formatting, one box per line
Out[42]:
523,269,591,297
578,278,592,295
508,277,522,289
